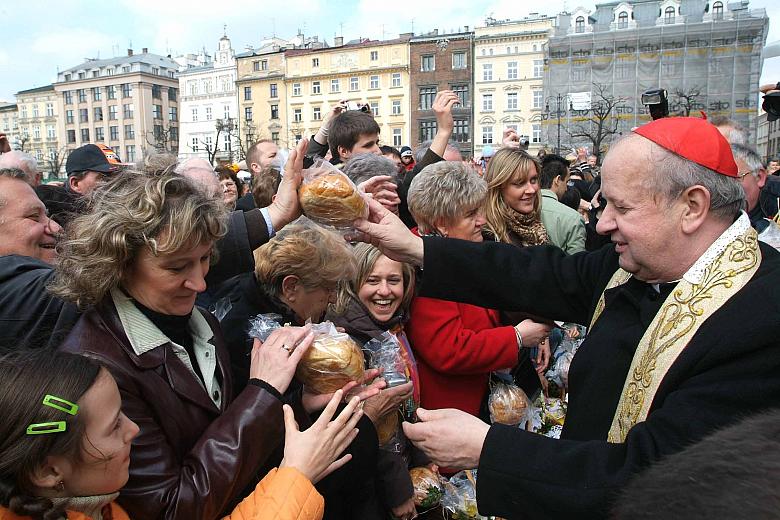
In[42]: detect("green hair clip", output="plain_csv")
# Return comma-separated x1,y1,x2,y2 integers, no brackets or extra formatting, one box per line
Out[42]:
25,395,79,436
26,421,67,435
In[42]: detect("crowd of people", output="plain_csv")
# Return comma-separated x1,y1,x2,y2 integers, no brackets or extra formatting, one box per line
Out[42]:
1,84,780,520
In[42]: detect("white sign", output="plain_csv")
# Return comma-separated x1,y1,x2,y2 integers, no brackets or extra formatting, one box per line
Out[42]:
569,91,592,111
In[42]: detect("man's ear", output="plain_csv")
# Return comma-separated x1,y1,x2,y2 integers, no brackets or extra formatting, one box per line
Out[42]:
337,145,351,162
757,168,768,190
281,275,300,302
249,162,261,175
68,176,80,192
679,185,711,235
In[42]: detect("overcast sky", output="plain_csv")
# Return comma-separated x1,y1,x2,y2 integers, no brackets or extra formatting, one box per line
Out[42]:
1,0,777,102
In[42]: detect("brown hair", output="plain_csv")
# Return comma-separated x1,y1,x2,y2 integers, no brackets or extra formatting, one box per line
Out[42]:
0,350,102,520
251,166,282,208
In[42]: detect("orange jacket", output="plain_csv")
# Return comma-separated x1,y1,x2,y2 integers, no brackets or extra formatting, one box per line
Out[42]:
0,467,323,520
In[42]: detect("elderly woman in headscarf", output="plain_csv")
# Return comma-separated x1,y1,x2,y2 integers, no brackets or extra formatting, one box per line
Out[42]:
404,161,551,427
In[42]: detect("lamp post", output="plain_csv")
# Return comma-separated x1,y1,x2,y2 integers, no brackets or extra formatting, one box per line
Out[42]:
544,94,573,154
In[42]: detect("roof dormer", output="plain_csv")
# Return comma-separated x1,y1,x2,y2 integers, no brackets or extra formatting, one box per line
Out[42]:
657,0,685,25
570,7,594,35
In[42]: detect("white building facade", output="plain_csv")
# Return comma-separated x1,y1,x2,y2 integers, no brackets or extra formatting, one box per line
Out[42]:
178,35,241,163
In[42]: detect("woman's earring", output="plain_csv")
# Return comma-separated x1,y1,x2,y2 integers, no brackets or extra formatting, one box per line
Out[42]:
56,481,65,493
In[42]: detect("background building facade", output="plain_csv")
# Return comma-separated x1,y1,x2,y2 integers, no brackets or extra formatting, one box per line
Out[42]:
409,30,474,157
544,0,768,155
0,103,19,156
474,15,554,156
15,85,62,177
54,49,180,165
178,35,241,163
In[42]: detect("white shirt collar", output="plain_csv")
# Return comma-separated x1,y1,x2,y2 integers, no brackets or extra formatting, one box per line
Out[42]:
682,212,751,285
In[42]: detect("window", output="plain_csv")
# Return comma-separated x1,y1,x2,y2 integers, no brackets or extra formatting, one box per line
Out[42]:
312,81,321,94
124,124,135,139
713,1,724,19
44,103,54,117
532,124,541,143
47,125,56,139
392,100,401,115
121,66,130,74
421,55,435,72
105,85,116,100
153,105,162,120
122,83,132,97
392,73,401,87
223,105,230,119
244,86,252,100
64,91,73,105
270,83,278,98
125,145,136,162
191,138,199,152
33,125,40,139
223,137,231,152
206,106,213,121
79,108,88,123
253,61,261,71
618,11,629,29
271,132,279,144
261,60,268,70
152,85,161,99
312,58,319,67
94,107,103,121
244,107,253,121
153,125,163,140
169,126,178,143
168,88,177,101
420,120,437,141
205,136,213,150
482,126,493,144
67,129,76,143
533,60,543,78
453,119,470,143
78,89,87,103
572,68,589,82
293,83,301,96
313,106,321,120
271,104,279,119
420,87,436,110
507,61,518,79
483,94,493,111
124,103,134,119
108,105,118,120
78,72,85,79
169,107,178,122
370,75,379,89
350,77,359,91
369,101,380,116
507,92,518,110
81,128,90,142
32,105,40,118
393,128,402,147
453,84,469,107
506,46,511,54
664,6,676,24
94,127,104,141
331,79,340,93
533,90,544,109
483,64,493,81
66,110,74,124
576,16,585,33
452,51,466,69
20,106,27,120
151,67,159,76
294,108,302,122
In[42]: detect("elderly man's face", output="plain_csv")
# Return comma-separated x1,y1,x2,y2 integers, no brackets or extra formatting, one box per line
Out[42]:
736,157,766,213
596,138,685,283
0,177,61,263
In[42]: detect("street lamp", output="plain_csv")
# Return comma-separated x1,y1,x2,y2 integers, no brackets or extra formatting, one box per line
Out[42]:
544,94,574,154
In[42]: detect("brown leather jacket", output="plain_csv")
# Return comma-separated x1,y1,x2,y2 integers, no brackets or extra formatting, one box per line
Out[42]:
59,299,285,520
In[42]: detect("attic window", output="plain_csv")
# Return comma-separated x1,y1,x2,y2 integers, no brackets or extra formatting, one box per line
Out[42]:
576,16,585,33
618,11,629,29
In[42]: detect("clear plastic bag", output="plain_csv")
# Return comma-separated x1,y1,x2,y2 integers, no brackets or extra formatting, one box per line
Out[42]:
442,470,484,520
246,313,284,342
409,466,444,510
295,321,365,394
758,220,780,251
364,331,420,422
547,351,574,389
488,381,532,427
299,158,368,229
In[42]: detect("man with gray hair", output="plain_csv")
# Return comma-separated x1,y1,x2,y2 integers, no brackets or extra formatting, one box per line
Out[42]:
0,150,42,186
730,143,776,232
353,117,780,519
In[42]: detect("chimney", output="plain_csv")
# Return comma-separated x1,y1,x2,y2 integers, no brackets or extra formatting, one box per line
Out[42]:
142,47,148,54
127,48,133,56
335,36,344,46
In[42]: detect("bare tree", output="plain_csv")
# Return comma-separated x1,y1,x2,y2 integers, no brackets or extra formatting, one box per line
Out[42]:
671,86,705,117
45,147,68,178
566,83,627,161
145,122,178,154
16,135,31,152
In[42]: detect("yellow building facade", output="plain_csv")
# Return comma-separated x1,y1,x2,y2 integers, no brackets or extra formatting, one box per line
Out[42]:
283,37,412,149
15,85,62,176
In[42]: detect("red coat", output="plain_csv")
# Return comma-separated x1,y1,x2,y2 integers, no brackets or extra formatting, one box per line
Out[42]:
406,296,519,417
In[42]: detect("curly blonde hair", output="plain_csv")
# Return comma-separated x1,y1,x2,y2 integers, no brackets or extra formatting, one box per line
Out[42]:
254,218,357,299
50,171,229,307
483,147,542,244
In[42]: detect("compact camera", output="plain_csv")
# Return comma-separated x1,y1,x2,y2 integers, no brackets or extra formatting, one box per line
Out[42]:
346,102,370,113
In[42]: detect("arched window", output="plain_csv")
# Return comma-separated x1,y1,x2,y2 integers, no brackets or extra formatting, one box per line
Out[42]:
713,1,724,20
618,11,628,29
665,6,676,24
575,16,585,33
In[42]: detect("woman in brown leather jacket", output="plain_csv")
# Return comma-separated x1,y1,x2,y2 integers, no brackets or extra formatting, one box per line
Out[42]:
49,165,375,520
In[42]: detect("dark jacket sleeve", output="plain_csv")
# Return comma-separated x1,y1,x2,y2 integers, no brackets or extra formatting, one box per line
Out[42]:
375,450,414,508
207,209,270,286
304,136,331,168
419,238,618,325
398,149,443,228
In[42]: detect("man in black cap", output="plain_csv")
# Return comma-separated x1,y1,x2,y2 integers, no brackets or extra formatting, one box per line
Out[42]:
36,143,122,227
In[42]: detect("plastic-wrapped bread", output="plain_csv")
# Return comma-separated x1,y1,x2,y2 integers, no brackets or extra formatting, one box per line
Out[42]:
409,466,443,509
488,382,530,427
295,324,365,394
299,161,367,228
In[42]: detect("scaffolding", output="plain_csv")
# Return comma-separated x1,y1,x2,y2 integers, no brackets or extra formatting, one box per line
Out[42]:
542,7,768,153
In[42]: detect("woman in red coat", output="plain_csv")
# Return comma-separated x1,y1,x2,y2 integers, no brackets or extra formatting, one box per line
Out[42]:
405,162,551,419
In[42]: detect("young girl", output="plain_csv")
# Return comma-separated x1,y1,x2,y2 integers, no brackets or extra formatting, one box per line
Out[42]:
0,350,363,520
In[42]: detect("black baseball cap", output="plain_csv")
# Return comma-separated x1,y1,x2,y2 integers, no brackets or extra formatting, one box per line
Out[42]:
66,143,123,175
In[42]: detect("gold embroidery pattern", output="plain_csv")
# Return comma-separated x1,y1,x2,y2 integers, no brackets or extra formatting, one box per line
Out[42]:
607,230,760,443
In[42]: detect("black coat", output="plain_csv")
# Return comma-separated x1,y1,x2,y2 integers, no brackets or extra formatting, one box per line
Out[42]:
419,237,780,519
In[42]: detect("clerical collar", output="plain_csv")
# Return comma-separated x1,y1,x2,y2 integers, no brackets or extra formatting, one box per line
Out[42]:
682,212,751,285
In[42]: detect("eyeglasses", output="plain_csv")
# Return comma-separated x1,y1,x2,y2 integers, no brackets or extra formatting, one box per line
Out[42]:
736,170,754,180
